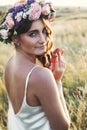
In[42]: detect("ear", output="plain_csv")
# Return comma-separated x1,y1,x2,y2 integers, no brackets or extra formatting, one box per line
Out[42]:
12,35,21,48
12,35,19,43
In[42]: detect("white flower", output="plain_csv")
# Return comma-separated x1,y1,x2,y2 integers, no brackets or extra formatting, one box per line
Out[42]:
28,3,41,20
22,12,27,19
0,29,8,39
6,13,13,18
15,11,23,22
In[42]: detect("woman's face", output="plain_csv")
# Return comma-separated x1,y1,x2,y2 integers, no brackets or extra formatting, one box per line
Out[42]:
18,19,48,56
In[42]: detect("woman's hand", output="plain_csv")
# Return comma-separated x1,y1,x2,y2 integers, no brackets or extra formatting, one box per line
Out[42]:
50,48,66,82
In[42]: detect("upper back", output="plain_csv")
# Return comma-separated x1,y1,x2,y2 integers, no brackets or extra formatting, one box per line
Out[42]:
5,55,38,114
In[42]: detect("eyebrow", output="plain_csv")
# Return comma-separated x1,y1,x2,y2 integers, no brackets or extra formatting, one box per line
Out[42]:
28,30,38,33
28,27,46,33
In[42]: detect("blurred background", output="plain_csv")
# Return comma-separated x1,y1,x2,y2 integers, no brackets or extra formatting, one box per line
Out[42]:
0,0,87,130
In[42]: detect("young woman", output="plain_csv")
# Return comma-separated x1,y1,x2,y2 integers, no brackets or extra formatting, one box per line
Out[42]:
0,0,70,130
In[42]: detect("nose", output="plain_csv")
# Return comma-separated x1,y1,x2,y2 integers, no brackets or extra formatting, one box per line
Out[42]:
39,33,46,44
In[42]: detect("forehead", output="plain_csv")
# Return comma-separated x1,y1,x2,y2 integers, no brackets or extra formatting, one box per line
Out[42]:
29,19,45,31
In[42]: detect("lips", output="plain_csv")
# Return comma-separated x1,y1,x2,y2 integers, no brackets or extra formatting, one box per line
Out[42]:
35,45,45,49
39,46,45,49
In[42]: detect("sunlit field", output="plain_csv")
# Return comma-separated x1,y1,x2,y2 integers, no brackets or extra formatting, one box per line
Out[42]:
0,7,87,130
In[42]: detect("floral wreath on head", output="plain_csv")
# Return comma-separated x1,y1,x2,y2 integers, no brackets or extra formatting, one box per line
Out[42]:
0,0,56,44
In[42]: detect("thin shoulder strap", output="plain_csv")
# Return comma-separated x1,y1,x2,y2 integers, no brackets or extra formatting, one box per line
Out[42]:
24,65,38,96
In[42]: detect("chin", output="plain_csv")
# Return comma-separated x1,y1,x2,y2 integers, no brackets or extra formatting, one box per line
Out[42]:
36,51,46,56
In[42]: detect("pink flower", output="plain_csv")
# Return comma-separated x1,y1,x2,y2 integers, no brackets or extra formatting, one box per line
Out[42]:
0,29,8,39
41,4,50,15
5,15,15,29
28,3,41,20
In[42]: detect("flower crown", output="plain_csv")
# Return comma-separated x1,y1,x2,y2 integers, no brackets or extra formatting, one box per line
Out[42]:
0,0,56,44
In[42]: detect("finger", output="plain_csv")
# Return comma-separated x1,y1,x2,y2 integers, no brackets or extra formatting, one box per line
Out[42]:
57,51,61,66
55,55,59,68
60,55,66,64
50,62,54,71
61,49,64,55
53,48,60,54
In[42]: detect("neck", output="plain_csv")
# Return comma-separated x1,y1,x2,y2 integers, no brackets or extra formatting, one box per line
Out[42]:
15,50,36,64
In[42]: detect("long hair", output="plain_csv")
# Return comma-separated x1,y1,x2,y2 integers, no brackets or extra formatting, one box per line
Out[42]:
36,18,54,67
9,18,54,67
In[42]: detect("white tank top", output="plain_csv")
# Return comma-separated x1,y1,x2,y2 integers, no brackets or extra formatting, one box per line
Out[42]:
8,66,52,130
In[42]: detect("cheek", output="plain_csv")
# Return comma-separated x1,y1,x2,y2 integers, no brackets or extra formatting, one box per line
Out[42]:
24,41,33,47
19,35,37,51
21,37,34,47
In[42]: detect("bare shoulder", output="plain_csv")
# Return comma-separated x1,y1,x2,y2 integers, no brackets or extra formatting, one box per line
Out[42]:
35,66,54,80
4,56,13,77
4,56,14,71
30,66,58,100
30,66,56,90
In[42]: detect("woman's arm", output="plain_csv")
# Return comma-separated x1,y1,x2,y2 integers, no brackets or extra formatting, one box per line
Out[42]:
56,81,70,122
30,67,70,130
49,48,70,126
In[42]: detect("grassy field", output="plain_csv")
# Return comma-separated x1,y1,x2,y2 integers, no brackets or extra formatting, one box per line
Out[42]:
52,8,87,130
0,7,87,130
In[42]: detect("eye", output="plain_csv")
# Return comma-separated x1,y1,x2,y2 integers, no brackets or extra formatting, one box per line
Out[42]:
28,31,37,37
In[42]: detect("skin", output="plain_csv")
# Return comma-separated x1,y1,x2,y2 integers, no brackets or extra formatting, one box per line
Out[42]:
5,19,70,130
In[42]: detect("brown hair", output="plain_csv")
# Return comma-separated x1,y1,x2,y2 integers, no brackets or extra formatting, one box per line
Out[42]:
12,18,53,67
36,18,53,67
